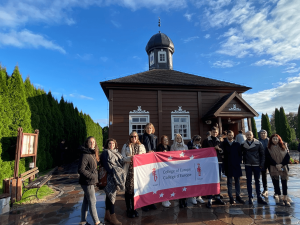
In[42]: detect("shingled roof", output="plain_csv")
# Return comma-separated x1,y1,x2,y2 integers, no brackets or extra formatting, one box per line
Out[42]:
101,69,250,88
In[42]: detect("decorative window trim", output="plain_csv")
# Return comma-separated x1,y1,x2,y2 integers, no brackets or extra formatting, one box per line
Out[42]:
229,104,241,111
129,106,149,114
129,115,150,136
150,51,154,66
171,106,191,140
158,49,167,63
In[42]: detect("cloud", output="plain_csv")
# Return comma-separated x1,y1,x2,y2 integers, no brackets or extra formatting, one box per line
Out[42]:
204,34,210,39
243,75,300,116
111,20,121,28
183,36,199,43
100,57,108,62
95,118,108,126
76,53,93,60
69,93,94,100
67,40,72,47
184,12,194,21
252,59,284,66
203,0,300,64
0,29,66,53
34,83,44,88
212,60,239,68
283,64,300,74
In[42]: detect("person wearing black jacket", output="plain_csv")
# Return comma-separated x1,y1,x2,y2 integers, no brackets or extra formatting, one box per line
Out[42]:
259,129,269,197
78,136,102,225
222,130,245,205
139,123,158,212
202,127,225,208
266,134,291,206
242,131,267,205
157,135,171,152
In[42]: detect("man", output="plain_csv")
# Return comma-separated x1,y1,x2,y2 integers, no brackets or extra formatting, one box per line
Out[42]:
202,127,226,208
242,131,267,205
222,130,245,204
258,129,269,197
235,130,246,145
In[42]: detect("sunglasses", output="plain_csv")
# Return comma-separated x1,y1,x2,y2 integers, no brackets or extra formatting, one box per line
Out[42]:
130,136,138,138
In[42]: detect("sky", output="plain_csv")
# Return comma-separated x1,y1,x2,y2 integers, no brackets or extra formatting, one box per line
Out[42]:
1,0,300,129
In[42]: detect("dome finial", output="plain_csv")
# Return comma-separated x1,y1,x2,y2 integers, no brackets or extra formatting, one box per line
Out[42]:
158,17,161,33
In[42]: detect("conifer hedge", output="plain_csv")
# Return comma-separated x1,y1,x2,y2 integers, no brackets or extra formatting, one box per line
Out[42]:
0,66,102,182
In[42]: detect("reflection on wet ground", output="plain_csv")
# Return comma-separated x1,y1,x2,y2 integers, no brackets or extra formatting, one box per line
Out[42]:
0,162,299,225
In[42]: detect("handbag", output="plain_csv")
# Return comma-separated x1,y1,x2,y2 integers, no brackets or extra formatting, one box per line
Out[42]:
97,157,107,189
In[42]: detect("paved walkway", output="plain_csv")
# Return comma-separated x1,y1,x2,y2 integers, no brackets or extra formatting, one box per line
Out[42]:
0,161,299,225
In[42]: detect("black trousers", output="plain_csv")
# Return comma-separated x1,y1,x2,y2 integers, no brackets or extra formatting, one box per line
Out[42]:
105,196,115,214
125,192,134,211
271,177,287,195
261,170,268,191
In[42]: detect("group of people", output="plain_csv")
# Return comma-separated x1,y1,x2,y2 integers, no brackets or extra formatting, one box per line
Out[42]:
77,123,292,225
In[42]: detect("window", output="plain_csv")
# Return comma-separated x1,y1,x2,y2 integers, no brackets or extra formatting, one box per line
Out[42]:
150,52,154,66
171,106,190,140
158,49,166,63
129,115,149,136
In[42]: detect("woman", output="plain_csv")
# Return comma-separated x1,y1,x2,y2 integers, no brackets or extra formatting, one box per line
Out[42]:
78,136,102,225
101,138,126,225
157,135,171,207
171,134,188,208
266,134,291,206
121,131,146,218
187,135,205,204
139,123,158,211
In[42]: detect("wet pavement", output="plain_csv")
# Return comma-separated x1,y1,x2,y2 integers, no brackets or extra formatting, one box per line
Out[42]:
0,161,300,225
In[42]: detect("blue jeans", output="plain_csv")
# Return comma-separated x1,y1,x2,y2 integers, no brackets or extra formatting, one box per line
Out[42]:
208,164,222,200
245,166,261,198
81,184,100,224
227,176,241,198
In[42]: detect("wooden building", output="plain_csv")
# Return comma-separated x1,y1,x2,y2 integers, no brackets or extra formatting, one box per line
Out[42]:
100,32,258,146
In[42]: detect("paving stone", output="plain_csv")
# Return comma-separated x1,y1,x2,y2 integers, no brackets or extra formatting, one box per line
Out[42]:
232,214,254,225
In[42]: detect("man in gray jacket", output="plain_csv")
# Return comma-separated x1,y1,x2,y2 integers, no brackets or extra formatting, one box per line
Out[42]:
242,131,267,205
235,130,246,144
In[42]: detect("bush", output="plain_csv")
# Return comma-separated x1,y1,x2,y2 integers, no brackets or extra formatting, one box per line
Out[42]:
288,141,298,150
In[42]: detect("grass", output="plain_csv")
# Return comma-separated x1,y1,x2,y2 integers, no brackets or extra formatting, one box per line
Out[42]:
14,185,54,205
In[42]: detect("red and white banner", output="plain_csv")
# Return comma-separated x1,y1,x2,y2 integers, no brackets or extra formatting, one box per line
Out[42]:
133,147,220,209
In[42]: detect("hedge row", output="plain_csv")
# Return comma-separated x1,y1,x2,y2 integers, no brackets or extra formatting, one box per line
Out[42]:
0,66,102,182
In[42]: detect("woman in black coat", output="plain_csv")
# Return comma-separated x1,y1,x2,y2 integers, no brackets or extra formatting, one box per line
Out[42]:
78,136,102,225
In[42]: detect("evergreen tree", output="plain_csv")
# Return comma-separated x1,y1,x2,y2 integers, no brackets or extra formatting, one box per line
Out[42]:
265,113,272,137
298,105,300,139
251,117,258,139
261,113,266,133
275,108,280,136
279,107,292,143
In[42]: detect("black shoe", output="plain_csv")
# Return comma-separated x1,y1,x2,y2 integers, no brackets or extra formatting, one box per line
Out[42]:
229,197,235,204
219,194,224,199
179,199,184,208
142,206,149,212
206,201,212,208
184,200,187,208
249,198,253,205
215,198,226,205
148,204,157,210
84,222,92,225
126,210,135,218
257,197,268,205
134,210,139,217
236,196,245,204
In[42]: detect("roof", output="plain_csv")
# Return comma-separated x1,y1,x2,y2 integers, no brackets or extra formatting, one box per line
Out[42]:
202,91,259,119
101,69,249,88
145,32,175,53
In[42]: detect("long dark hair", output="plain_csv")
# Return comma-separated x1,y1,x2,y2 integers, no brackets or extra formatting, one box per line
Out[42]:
84,136,100,162
104,138,118,150
268,134,286,151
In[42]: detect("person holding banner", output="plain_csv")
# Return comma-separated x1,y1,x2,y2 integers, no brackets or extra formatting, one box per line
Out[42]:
242,131,267,205
121,131,146,218
171,133,189,208
78,136,102,225
157,135,172,207
222,130,245,205
139,123,158,212
101,139,126,225
202,127,226,208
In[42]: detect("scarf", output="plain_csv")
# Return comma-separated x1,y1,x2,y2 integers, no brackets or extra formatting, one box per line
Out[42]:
103,149,126,204
268,145,289,180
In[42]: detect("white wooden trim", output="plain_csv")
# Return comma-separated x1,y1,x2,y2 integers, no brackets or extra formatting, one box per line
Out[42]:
171,115,191,140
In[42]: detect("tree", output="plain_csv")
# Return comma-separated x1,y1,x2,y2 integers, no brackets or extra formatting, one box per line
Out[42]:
279,107,292,143
269,111,276,134
251,117,258,139
265,113,272,137
275,108,280,136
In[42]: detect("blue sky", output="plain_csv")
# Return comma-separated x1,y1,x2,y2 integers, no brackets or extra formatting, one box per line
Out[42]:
1,0,300,129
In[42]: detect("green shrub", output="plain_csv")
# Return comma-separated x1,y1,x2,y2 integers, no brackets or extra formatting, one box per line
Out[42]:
288,141,298,150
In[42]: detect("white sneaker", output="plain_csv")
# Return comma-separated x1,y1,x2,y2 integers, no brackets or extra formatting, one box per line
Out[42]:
262,190,268,197
162,201,170,207
189,197,197,205
274,194,280,203
196,196,205,203
287,197,293,203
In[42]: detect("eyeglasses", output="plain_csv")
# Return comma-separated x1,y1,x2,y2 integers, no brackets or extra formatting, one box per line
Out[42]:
130,136,138,138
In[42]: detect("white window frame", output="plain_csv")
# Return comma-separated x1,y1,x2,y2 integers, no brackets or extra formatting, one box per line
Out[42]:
150,51,154,66
158,49,166,63
129,115,150,136
171,115,191,140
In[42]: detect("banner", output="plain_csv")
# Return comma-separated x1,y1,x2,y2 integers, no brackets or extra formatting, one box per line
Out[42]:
133,147,220,209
